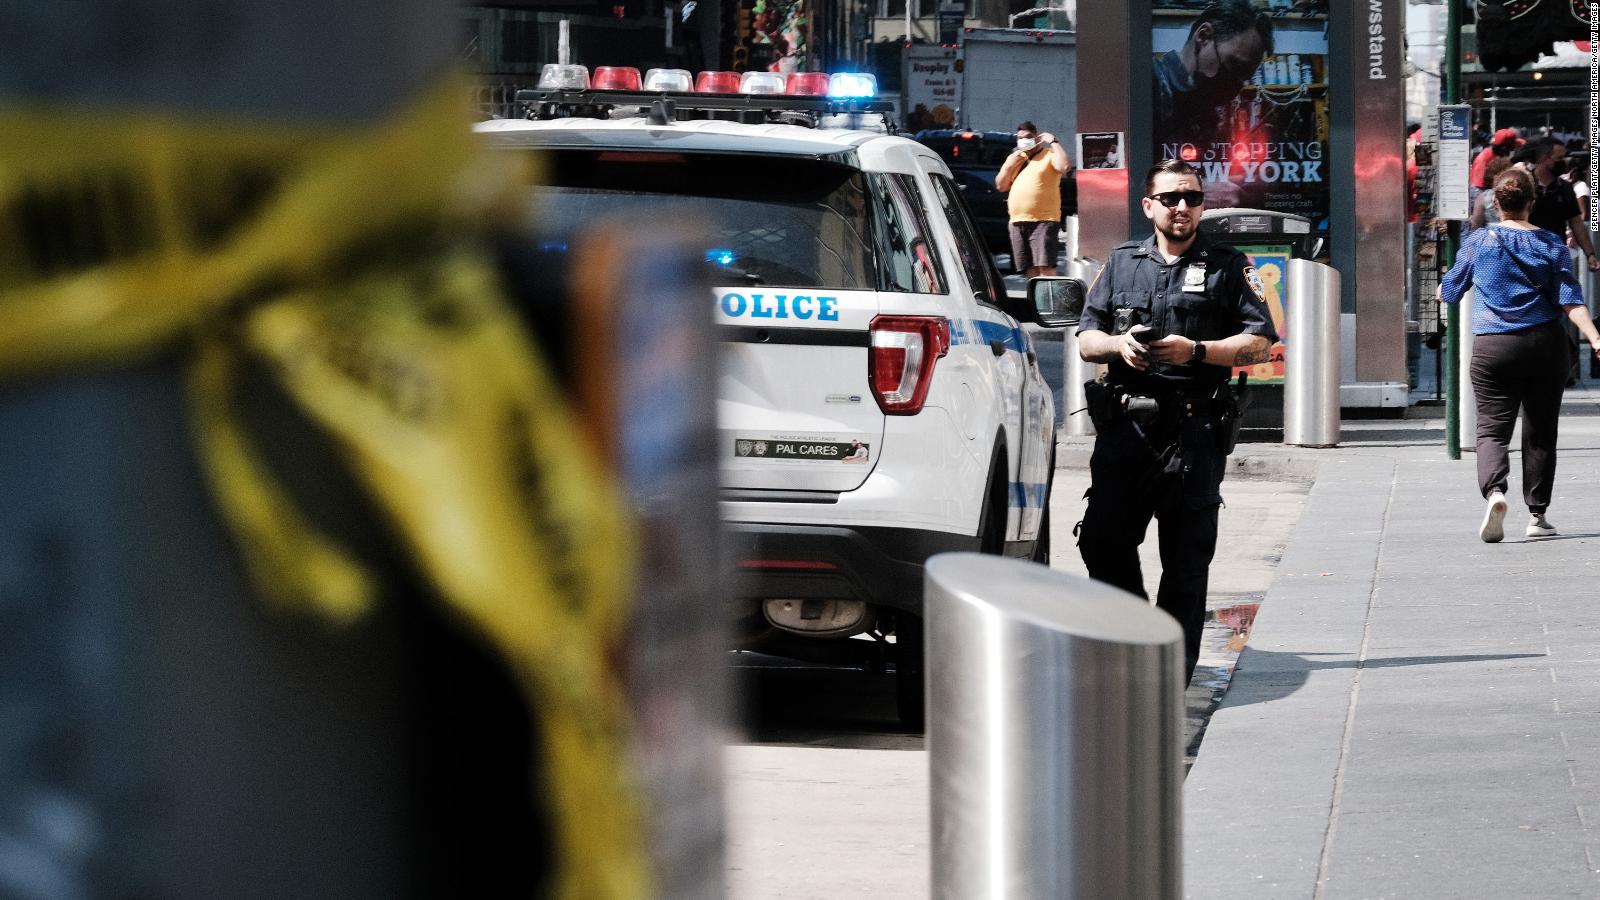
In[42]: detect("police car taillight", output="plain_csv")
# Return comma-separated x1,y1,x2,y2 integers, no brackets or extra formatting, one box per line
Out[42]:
592,66,642,91
694,71,742,93
537,63,591,91
643,67,692,91
869,316,949,415
740,72,787,94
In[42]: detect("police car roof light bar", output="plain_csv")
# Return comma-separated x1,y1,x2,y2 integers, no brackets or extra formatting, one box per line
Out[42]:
516,64,894,128
516,88,895,127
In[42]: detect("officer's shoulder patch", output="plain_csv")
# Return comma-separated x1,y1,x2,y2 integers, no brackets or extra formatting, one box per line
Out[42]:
1243,266,1268,302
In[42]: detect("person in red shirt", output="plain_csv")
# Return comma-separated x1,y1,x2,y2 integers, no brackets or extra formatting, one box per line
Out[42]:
1470,128,1524,192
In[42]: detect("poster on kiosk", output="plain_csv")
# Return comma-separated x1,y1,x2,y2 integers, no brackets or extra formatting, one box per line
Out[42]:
1150,0,1330,384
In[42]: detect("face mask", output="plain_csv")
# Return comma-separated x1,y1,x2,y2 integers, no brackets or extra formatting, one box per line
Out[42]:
1551,159,1569,176
1016,138,1037,153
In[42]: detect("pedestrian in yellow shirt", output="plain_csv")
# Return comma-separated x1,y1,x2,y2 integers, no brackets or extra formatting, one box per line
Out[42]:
995,120,1073,277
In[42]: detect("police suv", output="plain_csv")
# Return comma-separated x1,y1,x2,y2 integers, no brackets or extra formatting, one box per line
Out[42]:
480,65,1076,726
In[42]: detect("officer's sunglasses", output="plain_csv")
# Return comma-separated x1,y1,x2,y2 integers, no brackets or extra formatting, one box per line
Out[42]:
1149,190,1206,209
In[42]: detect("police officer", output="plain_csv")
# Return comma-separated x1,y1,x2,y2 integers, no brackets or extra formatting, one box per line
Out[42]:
1075,159,1278,683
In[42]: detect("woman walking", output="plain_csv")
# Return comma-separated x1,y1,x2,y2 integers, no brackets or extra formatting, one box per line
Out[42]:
1441,168,1600,542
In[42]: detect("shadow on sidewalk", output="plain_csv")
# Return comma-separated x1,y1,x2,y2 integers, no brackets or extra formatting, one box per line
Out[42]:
1224,647,1546,708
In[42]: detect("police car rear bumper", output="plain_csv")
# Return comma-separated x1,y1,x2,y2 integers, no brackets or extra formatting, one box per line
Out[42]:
727,522,979,615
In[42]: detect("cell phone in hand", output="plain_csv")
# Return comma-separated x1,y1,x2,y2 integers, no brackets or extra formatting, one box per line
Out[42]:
1128,324,1154,356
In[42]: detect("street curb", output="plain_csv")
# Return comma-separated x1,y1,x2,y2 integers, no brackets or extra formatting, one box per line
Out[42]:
1056,435,1320,484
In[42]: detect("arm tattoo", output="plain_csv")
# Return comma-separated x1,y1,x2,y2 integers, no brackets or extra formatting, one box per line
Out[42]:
1232,338,1270,366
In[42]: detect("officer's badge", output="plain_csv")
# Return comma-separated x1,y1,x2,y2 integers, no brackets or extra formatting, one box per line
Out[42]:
1244,266,1268,303
1182,264,1206,292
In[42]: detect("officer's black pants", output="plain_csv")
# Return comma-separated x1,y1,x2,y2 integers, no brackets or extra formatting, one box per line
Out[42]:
1077,410,1226,685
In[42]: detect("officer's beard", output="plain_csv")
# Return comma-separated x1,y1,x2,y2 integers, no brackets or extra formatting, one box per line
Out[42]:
1156,213,1197,243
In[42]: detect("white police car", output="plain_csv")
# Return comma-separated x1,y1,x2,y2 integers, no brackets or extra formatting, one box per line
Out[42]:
479,65,1076,726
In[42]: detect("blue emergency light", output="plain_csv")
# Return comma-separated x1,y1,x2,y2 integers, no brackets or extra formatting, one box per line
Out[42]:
826,73,878,99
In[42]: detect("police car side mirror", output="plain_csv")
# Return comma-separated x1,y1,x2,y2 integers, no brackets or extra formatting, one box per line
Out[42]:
1027,276,1084,328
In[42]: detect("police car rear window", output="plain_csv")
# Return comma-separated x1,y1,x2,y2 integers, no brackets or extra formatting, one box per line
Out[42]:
531,150,875,290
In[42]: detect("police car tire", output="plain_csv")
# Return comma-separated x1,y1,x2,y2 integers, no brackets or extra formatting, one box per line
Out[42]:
894,614,925,731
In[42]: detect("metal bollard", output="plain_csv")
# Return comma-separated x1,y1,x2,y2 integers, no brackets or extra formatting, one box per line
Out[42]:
1578,248,1596,317
1282,258,1341,447
1458,289,1476,453
926,553,1184,900
1062,259,1102,437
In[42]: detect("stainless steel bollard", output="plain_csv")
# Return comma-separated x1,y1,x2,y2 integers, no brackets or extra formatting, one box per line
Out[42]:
1578,248,1596,317
1062,259,1102,437
926,553,1184,900
1458,289,1476,453
1282,258,1341,447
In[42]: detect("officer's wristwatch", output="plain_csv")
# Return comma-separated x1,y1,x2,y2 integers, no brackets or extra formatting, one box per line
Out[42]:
1190,340,1207,364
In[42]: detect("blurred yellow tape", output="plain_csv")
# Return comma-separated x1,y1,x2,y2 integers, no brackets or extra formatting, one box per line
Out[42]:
0,82,648,898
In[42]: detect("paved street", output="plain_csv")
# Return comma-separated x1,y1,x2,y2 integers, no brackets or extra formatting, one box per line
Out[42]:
727,385,1600,898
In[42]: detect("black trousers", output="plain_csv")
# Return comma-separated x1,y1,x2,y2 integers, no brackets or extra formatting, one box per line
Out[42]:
1470,320,1569,513
1077,409,1226,684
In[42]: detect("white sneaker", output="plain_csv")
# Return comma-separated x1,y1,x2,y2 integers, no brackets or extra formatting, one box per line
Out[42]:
1479,491,1508,543
1526,513,1557,538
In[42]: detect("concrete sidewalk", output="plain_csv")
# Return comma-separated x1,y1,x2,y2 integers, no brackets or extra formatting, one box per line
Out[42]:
726,386,1600,899
1184,387,1600,899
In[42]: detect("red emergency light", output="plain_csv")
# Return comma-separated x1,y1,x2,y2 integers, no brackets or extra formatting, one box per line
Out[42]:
592,66,642,91
785,72,831,96
694,71,742,93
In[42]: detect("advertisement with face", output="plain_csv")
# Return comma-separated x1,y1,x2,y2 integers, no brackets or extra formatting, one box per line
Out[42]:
1151,0,1329,247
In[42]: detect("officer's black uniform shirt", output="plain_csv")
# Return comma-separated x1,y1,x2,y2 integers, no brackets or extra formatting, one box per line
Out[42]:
1077,232,1278,395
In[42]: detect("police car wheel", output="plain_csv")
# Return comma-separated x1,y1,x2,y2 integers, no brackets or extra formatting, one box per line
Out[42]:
894,614,925,731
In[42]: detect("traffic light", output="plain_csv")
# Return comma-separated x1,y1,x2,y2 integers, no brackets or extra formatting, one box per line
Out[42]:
721,0,756,71
731,1,756,71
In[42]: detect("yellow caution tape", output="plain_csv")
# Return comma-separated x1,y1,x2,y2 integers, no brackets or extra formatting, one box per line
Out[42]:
0,80,649,898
